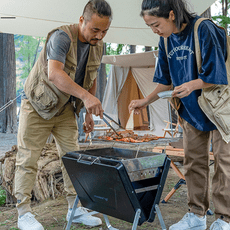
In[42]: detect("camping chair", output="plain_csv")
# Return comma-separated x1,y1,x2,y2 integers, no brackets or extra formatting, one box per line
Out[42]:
83,113,112,142
162,120,182,138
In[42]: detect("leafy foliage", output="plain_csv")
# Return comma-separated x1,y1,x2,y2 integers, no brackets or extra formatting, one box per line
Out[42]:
106,43,124,55
15,35,46,79
14,35,46,103
0,187,6,206
212,15,230,27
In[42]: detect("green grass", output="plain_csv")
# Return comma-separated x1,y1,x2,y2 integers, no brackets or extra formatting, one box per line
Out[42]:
0,187,6,206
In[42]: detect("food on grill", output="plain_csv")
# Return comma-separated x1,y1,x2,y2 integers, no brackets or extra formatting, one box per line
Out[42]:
98,130,160,142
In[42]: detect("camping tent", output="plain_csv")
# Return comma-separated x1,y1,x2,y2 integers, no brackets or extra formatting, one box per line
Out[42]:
0,0,216,47
101,51,170,136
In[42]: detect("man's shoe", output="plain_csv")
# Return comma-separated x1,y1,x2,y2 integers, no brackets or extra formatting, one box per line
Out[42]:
210,219,230,230
169,212,207,230
66,207,102,227
18,212,44,230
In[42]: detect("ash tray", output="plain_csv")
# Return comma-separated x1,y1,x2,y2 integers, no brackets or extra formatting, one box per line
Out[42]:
157,90,174,99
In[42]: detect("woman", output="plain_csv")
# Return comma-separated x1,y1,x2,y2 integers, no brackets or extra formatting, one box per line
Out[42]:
129,0,230,229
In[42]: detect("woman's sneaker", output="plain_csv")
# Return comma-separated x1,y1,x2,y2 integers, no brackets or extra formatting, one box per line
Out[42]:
210,219,230,230
66,207,102,227
18,212,44,230
169,212,207,230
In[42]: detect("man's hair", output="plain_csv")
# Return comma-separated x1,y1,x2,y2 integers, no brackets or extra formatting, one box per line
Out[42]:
83,0,112,22
140,0,196,30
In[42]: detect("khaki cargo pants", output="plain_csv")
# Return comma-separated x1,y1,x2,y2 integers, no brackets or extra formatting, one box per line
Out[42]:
181,119,230,222
15,99,79,216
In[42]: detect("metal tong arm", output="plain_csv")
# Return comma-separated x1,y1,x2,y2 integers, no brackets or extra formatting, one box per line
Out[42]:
102,117,120,136
103,112,125,129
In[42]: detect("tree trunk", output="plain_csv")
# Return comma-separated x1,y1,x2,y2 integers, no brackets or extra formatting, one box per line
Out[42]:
0,33,17,133
96,43,107,102
222,0,228,30
130,45,136,54
145,46,152,52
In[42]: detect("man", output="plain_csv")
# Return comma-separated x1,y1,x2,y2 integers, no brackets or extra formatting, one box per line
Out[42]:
15,1,112,229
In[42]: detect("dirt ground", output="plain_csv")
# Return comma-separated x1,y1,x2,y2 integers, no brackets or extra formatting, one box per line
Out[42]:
0,134,216,230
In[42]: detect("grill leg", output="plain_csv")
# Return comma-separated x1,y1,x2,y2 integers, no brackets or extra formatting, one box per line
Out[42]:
65,196,99,230
132,209,141,230
103,214,119,230
103,209,141,230
155,204,166,230
65,195,79,230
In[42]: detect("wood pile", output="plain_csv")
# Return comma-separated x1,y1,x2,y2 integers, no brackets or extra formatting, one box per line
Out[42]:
0,143,65,205
152,145,214,161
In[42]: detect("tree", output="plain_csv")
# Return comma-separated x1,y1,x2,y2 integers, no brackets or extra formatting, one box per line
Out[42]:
145,46,152,52
14,35,45,104
212,0,230,32
130,45,136,54
0,33,17,133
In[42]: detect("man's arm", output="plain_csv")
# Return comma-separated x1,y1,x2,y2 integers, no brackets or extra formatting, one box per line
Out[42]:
48,60,104,118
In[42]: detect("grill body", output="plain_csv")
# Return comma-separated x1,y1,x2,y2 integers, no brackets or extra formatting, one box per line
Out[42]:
62,147,171,225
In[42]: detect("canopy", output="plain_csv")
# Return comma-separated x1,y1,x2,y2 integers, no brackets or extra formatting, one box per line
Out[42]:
0,0,215,46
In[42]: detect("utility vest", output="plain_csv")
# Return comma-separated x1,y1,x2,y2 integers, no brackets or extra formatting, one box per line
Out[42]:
24,24,103,120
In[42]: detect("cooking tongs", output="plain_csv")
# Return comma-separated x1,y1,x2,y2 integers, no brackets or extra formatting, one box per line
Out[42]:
102,112,124,136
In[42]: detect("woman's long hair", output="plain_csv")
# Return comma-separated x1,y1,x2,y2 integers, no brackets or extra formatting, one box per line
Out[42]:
140,0,196,30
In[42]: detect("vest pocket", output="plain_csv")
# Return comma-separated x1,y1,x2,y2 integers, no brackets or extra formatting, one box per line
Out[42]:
31,80,58,111
214,106,230,135
202,85,230,135
205,85,229,108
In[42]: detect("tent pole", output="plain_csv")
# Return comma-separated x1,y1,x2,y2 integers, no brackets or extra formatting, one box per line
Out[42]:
167,101,173,136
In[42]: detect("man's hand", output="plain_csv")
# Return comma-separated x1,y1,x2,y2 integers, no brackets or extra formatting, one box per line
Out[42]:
83,113,94,133
82,95,104,119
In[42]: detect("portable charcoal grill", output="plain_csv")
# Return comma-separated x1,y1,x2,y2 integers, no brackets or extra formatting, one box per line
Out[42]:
62,147,171,230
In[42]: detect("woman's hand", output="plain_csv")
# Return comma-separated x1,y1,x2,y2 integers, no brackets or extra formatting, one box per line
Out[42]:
172,79,214,99
172,82,194,98
128,98,148,114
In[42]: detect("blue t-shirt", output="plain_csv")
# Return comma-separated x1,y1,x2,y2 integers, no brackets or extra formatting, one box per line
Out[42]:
154,16,228,131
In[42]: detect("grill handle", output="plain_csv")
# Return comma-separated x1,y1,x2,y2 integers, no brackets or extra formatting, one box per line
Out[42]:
77,154,99,165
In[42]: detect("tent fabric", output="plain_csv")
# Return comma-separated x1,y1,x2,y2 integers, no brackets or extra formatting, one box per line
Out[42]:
102,65,130,121
0,0,215,46
102,52,169,135
101,51,158,67
132,67,169,133
117,70,149,130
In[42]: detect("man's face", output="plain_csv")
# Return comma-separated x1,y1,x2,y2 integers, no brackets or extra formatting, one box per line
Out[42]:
79,13,111,46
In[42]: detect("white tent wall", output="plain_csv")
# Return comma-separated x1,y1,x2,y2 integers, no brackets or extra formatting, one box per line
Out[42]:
102,51,169,136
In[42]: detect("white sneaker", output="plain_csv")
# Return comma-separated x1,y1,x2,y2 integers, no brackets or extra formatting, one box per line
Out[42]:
18,212,44,230
169,212,207,230
210,219,230,230
66,207,102,227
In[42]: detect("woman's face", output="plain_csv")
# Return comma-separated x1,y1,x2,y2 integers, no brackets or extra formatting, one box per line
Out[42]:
143,10,178,38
